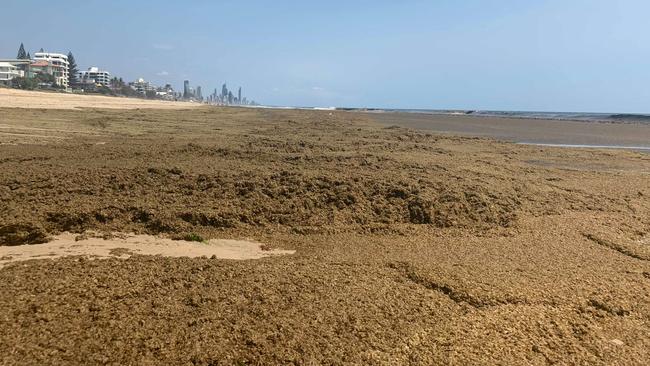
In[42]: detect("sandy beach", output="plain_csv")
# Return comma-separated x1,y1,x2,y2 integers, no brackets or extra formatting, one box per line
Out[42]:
1,94,649,365
0,88,199,110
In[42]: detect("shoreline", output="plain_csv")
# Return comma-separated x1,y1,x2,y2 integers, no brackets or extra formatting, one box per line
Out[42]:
339,107,650,125
367,111,650,151
517,142,650,152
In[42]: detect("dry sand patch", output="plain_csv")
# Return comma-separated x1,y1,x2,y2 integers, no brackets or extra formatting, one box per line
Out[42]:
0,233,294,267
0,88,200,110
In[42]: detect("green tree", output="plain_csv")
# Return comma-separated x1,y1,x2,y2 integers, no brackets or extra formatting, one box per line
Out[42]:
67,52,79,85
119,85,138,97
26,52,31,60
96,86,114,96
17,43,27,59
34,73,56,87
11,77,34,90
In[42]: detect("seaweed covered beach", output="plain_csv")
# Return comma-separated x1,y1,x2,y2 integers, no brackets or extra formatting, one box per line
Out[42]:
1,91,650,365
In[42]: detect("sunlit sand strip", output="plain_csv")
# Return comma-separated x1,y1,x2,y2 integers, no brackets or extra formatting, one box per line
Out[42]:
0,124,105,135
0,89,200,110
0,131,66,139
0,233,295,267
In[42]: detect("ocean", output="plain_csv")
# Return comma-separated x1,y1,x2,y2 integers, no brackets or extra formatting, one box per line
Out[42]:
351,108,650,124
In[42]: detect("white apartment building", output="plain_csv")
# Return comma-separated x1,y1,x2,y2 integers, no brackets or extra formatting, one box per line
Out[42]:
0,62,24,84
33,52,69,87
130,78,155,94
79,67,111,86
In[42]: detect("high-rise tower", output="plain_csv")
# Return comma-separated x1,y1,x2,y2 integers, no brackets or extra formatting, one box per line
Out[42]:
221,83,228,99
183,80,190,99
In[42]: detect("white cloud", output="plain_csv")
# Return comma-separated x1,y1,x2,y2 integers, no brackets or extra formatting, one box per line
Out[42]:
156,71,170,76
312,86,325,91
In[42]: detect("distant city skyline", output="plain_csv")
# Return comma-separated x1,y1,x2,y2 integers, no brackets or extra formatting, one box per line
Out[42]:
1,1,650,112
4,41,255,105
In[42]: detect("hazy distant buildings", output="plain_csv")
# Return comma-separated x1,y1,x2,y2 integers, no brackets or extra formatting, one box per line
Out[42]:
155,83,176,100
204,82,253,105
179,80,209,101
79,67,110,86
33,52,69,87
0,62,24,84
27,60,56,81
1,51,72,89
130,78,155,94
4,43,260,104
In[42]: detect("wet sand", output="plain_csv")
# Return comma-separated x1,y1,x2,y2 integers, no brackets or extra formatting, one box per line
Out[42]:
370,112,650,149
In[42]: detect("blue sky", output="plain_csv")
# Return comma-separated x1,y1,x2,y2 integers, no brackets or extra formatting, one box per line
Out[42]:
2,0,649,112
